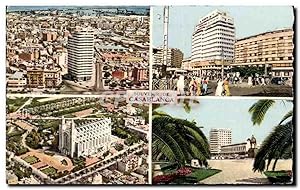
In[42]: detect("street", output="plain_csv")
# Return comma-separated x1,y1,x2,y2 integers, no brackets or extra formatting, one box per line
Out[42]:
205,82,292,97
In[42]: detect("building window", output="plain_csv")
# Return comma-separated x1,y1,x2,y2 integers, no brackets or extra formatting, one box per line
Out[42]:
279,57,284,60
284,72,289,76
279,37,284,40
288,57,293,60
272,57,276,61
275,72,280,76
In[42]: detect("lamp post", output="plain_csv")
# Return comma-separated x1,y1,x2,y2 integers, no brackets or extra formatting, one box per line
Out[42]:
221,47,224,80
161,6,169,78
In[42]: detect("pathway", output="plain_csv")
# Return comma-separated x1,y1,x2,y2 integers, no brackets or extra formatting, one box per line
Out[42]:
200,159,292,184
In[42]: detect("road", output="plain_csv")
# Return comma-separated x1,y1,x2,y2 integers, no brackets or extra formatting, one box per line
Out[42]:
205,82,293,97
54,142,145,184
200,159,293,184
16,98,33,113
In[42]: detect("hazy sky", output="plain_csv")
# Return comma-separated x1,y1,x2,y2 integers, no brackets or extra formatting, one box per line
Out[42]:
156,99,293,145
152,6,294,58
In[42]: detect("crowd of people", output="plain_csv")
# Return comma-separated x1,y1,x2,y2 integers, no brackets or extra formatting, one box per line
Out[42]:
215,78,231,96
175,75,232,96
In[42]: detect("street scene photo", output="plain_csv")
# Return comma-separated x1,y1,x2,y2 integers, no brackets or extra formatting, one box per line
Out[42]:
6,6,150,95
6,96,149,184
152,6,294,97
152,98,293,184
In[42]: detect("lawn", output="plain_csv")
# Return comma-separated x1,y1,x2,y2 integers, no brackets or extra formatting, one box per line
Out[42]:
7,97,29,113
189,168,221,181
41,166,57,176
23,155,40,165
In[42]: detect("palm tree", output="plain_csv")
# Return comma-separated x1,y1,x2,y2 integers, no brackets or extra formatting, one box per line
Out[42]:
152,111,210,167
248,100,293,172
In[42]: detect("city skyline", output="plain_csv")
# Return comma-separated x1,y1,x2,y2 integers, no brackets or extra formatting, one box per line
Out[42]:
156,99,293,144
152,6,294,58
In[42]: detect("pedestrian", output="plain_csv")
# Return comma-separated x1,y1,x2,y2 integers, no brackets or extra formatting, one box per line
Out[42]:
196,77,202,96
215,79,224,96
176,75,185,95
252,76,255,86
202,78,208,95
261,76,266,86
248,76,252,87
189,77,195,96
223,78,231,96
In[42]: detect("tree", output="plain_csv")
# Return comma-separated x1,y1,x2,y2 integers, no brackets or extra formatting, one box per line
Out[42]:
248,100,293,172
152,111,210,167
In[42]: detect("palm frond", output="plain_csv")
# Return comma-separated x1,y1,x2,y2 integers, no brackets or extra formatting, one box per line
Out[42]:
248,100,275,126
253,121,293,172
279,110,293,125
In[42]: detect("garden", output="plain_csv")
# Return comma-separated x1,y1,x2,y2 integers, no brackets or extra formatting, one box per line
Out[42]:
6,97,29,113
23,155,40,165
41,166,58,176
153,163,221,184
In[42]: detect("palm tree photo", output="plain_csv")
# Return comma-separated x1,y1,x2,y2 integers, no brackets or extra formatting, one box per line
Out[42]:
152,110,210,166
248,100,293,173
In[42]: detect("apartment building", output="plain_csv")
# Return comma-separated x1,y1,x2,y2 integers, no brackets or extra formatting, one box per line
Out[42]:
67,30,94,81
191,10,235,67
27,66,62,89
209,128,232,155
234,28,294,78
7,71,27,92
153,47,184,68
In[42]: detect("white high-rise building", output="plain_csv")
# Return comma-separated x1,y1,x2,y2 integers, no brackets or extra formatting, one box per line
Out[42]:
59,118,112,158
191,10,235,63
209,128,232,155
67,30,94,81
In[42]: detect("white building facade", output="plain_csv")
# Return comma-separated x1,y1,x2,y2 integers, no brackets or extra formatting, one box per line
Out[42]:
59,118,112,158
209,128,232,155
191,10,235,63
67,30,94,81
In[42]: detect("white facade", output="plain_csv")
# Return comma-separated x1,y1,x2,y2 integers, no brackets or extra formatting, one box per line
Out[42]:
59,118,112,158
191,10,235,62
209,128,232,155
7,71,27,92
67,30,94,81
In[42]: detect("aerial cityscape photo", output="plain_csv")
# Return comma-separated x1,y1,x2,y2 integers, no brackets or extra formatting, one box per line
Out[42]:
152,6,294,97
6,96,149,184
152,98,294,184
6,6,150,95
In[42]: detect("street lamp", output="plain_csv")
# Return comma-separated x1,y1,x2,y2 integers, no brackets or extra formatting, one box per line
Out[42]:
221,47,224,80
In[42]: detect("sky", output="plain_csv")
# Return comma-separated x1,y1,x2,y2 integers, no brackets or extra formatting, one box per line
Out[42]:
156,99,293,145
152,6,294,58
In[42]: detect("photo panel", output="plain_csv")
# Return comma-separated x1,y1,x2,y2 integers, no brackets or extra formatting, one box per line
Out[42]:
6,96,150,185
6,6,150,95
151,6,294,97
152,97,294,185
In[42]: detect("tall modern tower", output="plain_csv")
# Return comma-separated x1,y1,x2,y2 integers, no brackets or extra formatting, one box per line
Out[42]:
67,30,94,81
209,128,232,155
191,10,235,63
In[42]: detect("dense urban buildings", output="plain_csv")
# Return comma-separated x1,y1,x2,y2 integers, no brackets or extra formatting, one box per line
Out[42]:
67,30,94,81
59,118,112,158
209,128,232,155
6,6,150,94
233,28,294,78
191,10,235,65
153,47,184,68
